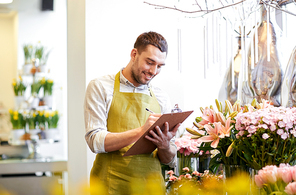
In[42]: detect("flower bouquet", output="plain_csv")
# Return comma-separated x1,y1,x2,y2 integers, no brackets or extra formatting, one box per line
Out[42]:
234,100,296,170
175,133,200,173
255,164,296,195
185,99,246,173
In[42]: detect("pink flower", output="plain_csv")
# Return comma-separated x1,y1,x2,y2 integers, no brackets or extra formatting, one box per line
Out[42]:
285,182,296,195
198,107,217,125
281,132,289,140
262,133,270,139
185,173,192,179
220,117,233,137
183,167,190,172
199,122,222,148
169,175,178,182
255,175,264,188
277,129,284,135
192,171,201,176
167,170,174,176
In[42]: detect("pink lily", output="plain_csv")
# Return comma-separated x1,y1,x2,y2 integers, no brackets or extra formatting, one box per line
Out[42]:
220,117,233,137
199,122,222,148
199,107,217,125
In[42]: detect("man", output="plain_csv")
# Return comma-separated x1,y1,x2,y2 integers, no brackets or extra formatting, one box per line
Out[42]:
84,31,179,194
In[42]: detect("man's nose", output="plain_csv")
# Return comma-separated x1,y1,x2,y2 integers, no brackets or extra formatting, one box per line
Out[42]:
149,65,158,75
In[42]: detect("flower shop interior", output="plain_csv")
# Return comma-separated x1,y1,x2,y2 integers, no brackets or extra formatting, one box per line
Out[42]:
0,0,296,194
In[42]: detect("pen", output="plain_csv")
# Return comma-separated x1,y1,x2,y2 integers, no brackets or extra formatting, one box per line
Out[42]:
145,108,154,114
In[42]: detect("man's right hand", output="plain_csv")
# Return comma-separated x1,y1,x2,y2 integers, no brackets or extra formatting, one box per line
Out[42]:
140,113,162,134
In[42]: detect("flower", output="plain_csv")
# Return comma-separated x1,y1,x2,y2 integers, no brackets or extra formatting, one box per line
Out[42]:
12,76,27,96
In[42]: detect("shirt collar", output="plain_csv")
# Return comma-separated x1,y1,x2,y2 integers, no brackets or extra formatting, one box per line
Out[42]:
120,68,150,90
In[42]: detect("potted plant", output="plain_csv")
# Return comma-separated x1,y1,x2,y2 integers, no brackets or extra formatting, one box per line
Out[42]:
8,109,26,144
42,77,54,108
35,42,51,72
30,80,42,109
12,76,27,109
44,110,59,141
23,44,33,75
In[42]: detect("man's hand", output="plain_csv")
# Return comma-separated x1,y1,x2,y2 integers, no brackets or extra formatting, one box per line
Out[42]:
140,113,162,134
145,122,180,149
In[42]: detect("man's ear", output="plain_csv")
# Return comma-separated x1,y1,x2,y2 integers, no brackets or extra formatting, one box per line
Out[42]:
130,48,137,61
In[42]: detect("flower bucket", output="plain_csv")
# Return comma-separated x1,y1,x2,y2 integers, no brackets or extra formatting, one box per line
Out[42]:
44,95,53,108
14,96,25,110
23,64,32,75
45,128,58,141
9,129,25,144
39,64,48,73
30,97,39,109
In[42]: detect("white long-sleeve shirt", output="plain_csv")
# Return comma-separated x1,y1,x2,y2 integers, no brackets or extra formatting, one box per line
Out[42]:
84,69,176,167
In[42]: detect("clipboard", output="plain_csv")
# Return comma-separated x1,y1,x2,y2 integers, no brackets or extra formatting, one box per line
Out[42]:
123,110,193,157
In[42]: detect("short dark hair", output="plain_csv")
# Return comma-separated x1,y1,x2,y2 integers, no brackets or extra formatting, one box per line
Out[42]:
134,31,168,55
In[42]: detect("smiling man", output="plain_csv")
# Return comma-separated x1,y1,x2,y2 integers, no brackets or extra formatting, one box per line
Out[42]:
84,32,179,194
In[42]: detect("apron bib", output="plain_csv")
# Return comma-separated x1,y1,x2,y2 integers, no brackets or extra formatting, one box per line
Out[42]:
90,72,165,195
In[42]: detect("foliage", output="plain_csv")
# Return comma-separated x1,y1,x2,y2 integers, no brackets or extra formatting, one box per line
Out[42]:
9,109,25,130
12,76,26,96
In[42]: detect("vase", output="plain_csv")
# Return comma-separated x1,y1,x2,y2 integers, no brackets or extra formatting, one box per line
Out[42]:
198,155,211,173
14,96,25,110
281,46,296,107
223,165,249,178
176,156,197,175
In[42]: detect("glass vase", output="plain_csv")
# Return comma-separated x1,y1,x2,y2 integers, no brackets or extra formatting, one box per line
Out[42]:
176,156,197,175
223,165,249,178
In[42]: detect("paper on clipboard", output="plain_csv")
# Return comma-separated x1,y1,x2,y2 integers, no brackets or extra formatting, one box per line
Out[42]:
123,110,193,157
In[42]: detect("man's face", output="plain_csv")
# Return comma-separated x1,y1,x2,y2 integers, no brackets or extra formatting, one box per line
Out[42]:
130,45,166,87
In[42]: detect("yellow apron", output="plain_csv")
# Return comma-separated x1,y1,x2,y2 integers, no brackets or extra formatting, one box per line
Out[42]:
90,72,165,195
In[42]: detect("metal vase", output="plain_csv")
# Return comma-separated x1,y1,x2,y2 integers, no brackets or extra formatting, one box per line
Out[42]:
281,46,296,107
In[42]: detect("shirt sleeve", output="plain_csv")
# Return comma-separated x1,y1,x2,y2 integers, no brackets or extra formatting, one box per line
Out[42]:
84,79,110,153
